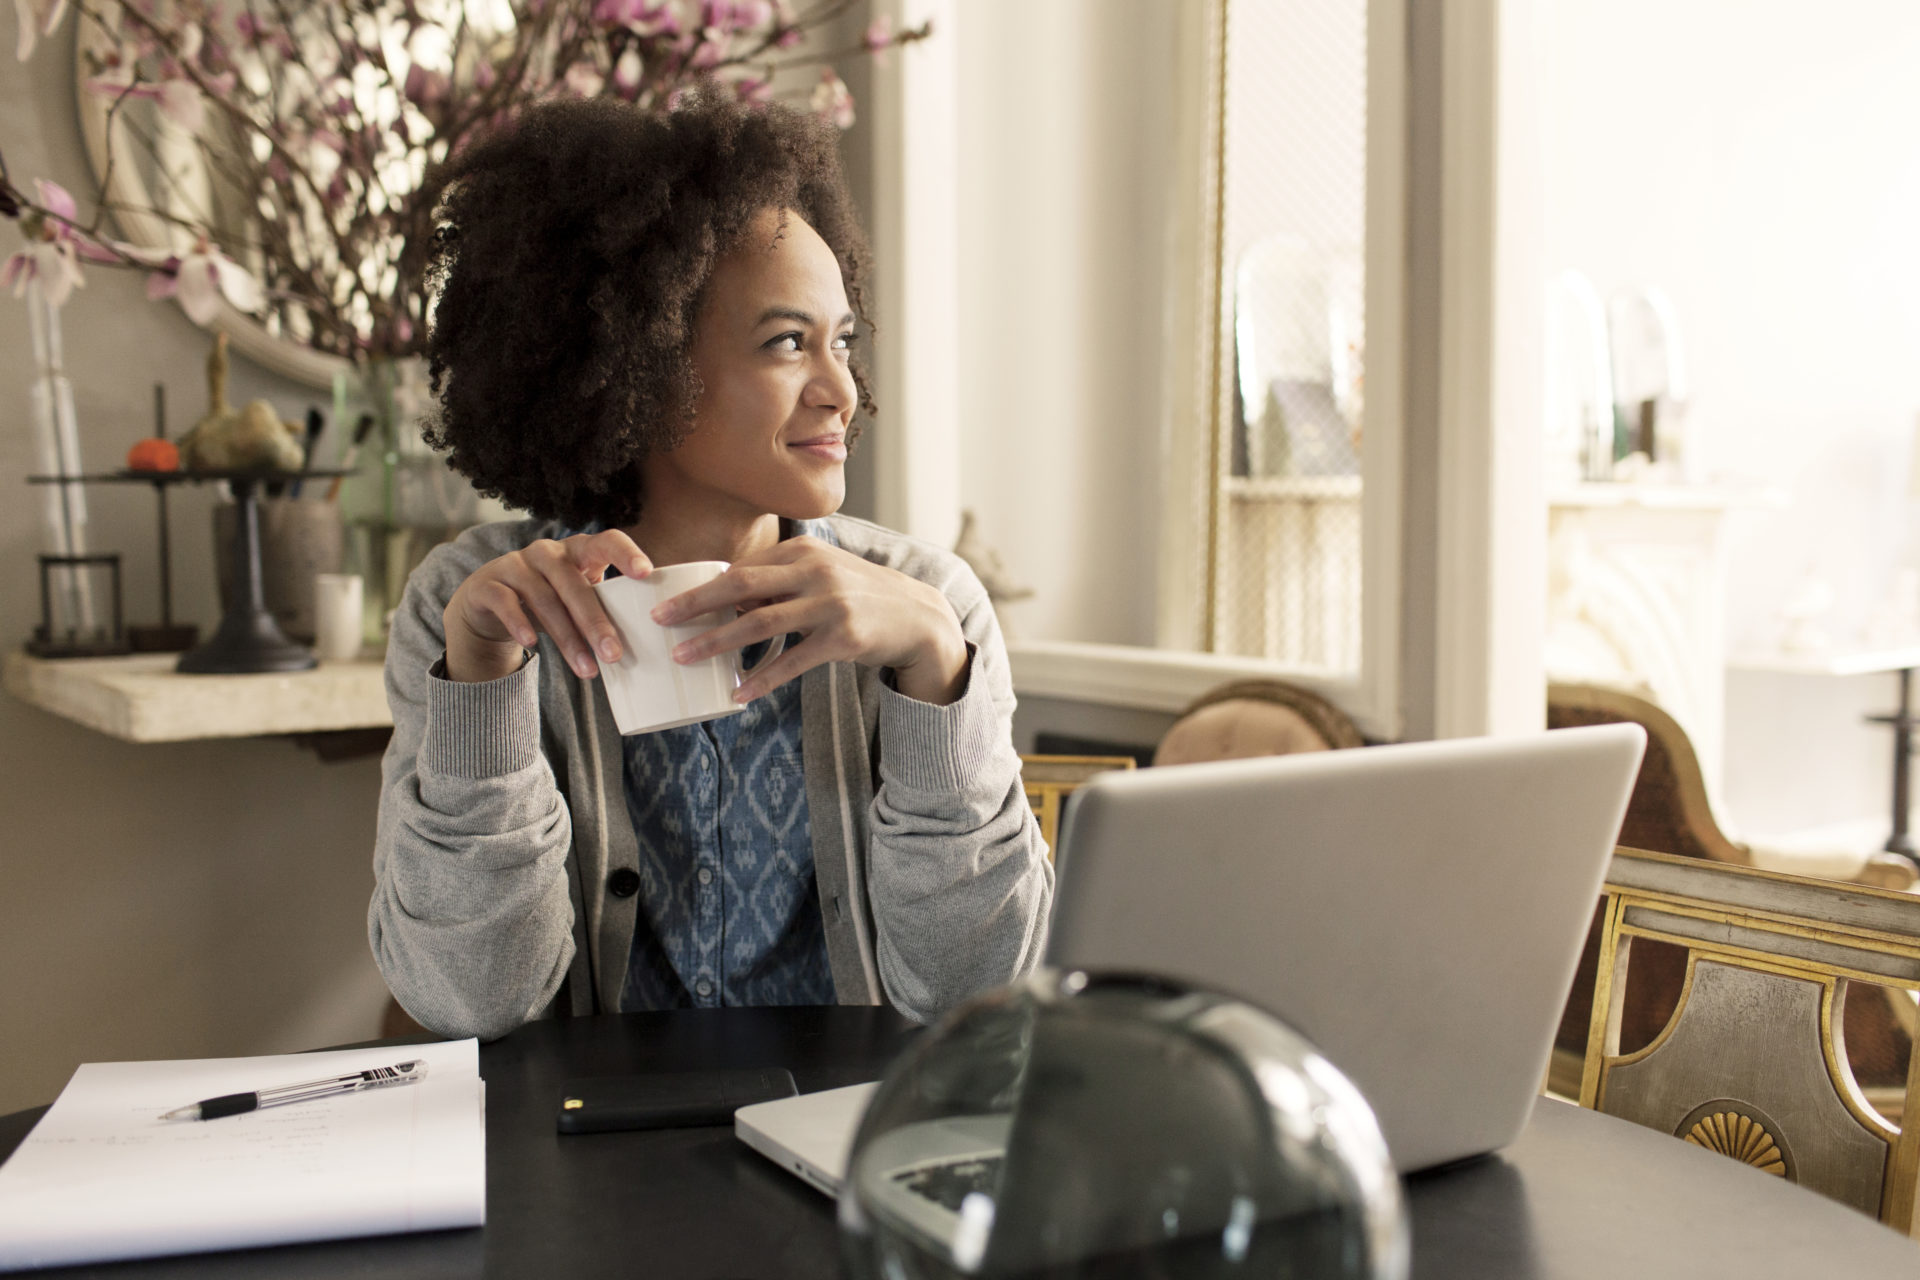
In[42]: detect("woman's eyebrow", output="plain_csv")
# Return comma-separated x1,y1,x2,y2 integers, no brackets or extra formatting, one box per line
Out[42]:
753,306,858,329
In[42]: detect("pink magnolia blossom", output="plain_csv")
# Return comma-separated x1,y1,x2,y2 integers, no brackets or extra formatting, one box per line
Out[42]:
594,0,676,34
12,0,66,61
562,61,604,98
143,239,263,324
862,15,893,67
701,0,768,33
732,74,770,104
85,72,215,131
610,47,643,100
688,31,723,70
34,176,75,226
473,60,496,91
810,67,853,129
3,180,93,306
33,179,138,265
2,239,84,306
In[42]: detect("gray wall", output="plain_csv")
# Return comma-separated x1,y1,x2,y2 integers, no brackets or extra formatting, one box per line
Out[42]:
1,28,392,1116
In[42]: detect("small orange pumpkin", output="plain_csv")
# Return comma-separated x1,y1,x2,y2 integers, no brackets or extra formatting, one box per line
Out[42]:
126,437,181,472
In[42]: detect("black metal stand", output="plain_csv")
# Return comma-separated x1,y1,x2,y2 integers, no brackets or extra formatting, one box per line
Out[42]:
126,470,198,652
24,468,352,675
1867,666,1918,863
176,475,317,674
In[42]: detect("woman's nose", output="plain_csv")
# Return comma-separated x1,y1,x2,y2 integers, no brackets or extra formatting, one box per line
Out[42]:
807,348,857,412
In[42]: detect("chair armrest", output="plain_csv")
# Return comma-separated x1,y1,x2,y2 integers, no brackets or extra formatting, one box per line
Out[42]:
1744,841,1920,893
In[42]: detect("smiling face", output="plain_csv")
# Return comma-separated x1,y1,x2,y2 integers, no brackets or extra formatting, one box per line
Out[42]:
638,207,857,545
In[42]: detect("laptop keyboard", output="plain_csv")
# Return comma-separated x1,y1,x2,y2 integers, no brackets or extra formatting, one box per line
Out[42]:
892,1155,1004,1213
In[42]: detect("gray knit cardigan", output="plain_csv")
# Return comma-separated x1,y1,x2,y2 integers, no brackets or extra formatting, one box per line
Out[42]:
368,514,1054,1039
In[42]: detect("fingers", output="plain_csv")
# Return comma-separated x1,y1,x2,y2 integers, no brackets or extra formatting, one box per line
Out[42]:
729,633,832,704
537,551,624,673
579,528,652,581
653,561,811,625
669,596,844,704
474,537,633,679
671,598,817,669
472,579,538,650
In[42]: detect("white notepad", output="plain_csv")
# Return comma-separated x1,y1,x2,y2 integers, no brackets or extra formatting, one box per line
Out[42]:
0,1038,485,1272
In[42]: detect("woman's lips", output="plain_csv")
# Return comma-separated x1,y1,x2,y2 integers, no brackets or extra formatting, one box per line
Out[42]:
788,436,847,462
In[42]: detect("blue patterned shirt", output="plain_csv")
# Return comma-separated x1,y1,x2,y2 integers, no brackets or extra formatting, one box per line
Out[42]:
614,525,836,1011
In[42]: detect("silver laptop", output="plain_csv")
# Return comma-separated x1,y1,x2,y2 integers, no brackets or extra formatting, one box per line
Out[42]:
737,724,1644,1194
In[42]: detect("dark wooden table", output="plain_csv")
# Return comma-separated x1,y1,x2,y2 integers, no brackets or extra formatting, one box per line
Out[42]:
3,1007,1917,1277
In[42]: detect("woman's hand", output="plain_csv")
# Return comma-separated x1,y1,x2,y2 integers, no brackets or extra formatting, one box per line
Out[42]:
650,536,971,706
442,530,653,683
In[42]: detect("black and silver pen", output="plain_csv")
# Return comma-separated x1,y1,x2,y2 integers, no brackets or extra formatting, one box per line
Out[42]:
159,1060,429,1121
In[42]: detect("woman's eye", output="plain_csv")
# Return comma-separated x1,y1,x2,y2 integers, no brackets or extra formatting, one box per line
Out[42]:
834,332,857,351
769,332,803,351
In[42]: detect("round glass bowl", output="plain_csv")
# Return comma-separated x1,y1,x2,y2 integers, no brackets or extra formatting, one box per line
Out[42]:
839,970,1409,1279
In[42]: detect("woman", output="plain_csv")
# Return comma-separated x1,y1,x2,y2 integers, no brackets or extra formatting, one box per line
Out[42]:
369,93,1052,1040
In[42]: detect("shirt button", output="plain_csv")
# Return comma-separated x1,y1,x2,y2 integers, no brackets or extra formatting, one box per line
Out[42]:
606,868,640,898
697,867,713,886
695,979,713,998
699,757,711,772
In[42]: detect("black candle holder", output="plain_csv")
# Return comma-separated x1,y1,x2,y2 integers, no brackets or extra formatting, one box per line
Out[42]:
26,468,353,674
26,552,126,657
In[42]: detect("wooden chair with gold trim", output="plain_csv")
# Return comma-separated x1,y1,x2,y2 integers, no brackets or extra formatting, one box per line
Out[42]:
1547,681,1917,1104
1582,847,1920,1234
1020,755,1138,857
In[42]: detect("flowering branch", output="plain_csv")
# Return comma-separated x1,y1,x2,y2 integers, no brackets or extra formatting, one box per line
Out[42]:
2,0,926,360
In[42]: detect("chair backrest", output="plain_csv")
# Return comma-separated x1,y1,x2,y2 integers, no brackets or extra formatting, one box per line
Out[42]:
1019,755,1137,857
1153,679,1365,767
1582,847,1920,1234
1547,682,1747,864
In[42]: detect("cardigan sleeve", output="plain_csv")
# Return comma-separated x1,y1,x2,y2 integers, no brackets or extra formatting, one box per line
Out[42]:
367,539,578,1041
863,559,1055,1021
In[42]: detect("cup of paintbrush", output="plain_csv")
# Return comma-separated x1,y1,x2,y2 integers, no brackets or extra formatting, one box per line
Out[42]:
287,407,326,498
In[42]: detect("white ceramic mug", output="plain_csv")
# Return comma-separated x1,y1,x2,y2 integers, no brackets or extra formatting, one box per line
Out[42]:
312,573,365,662
594,561,767,735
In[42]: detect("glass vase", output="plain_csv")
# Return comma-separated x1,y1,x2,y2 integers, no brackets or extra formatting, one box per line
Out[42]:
331,356,508,645
25,276,103,644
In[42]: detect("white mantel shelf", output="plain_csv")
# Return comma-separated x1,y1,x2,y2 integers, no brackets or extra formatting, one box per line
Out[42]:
3,650,391,743
1546,482,1788,511
1727,646,1920,678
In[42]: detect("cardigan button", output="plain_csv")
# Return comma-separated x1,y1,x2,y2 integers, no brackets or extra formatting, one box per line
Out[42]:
606,868,640,898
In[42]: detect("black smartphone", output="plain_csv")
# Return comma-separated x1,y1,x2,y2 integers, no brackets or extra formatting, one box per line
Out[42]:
555,1067,798,1134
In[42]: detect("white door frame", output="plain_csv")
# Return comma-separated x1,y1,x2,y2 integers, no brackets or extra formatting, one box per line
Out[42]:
867,0,963,549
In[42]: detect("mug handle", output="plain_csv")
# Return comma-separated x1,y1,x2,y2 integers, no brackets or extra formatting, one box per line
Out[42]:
740,625,790,675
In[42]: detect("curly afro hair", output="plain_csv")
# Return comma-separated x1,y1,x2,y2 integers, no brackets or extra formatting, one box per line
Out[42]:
420,92,873,529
